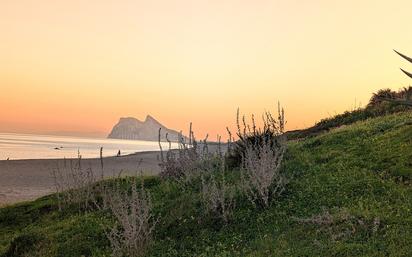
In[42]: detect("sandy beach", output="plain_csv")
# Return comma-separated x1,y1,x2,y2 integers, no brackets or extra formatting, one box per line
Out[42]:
0,151,162,206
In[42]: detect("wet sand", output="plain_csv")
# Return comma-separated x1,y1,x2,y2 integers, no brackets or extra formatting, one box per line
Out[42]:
0,151,162,206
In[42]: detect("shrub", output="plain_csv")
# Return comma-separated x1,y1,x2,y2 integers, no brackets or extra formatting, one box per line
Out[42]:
158,125,201,183
241,134,287,207
201,173,235,224
158,124,223,188
200,155,236,224
233,103,288,207
227,103,286,168
51,153,99,211
103,177,157,257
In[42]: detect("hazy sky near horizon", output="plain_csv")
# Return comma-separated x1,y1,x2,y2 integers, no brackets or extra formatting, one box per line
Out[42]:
1,0,411,138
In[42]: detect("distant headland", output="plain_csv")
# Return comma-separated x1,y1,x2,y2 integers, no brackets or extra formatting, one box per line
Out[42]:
108,115,181,142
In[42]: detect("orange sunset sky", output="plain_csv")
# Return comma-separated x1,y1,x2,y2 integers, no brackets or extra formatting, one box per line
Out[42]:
1,0,411,139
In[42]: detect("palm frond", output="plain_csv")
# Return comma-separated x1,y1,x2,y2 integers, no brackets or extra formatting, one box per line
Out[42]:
394,49,412,63
400,68,412,79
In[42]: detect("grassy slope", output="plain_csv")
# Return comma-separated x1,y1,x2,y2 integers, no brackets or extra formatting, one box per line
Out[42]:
1,111,411,257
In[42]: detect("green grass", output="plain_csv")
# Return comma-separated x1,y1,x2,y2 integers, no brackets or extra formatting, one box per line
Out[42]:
286,87,412,140
1,111,411,257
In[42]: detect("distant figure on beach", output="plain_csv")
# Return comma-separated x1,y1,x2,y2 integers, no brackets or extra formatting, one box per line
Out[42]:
117,150,121,157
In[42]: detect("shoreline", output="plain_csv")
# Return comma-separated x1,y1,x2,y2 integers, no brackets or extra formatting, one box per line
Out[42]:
2,150,161,162
0,150,162,206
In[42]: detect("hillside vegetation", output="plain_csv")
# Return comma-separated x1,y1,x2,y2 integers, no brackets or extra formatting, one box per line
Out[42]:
1,111,411,257
287,87,412,139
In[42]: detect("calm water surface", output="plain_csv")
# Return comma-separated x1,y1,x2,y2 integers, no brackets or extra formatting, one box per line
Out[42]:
0,133,176,160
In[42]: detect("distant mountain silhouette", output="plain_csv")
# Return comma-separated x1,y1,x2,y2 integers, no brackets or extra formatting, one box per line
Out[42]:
108,115,182,142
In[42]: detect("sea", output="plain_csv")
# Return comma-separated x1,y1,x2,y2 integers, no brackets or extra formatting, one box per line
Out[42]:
0,132,177,160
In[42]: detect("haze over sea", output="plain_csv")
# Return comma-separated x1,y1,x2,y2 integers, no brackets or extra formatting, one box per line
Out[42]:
0,133,175,160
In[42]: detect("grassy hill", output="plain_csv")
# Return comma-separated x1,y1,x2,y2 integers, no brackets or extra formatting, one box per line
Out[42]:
286,87,412,140
1,111,411,257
